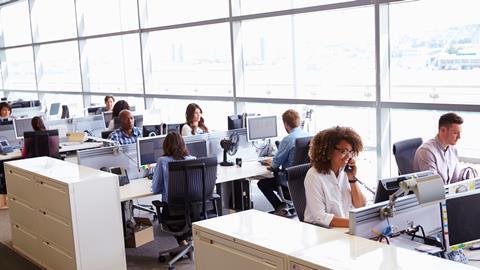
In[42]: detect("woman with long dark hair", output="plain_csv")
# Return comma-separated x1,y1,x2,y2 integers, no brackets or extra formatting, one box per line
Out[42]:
181,103,208,136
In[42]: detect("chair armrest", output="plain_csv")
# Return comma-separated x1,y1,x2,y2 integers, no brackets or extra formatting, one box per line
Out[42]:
152,200,169,222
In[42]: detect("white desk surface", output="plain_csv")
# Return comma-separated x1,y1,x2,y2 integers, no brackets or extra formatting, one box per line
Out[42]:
194,209,477,270
59,141,103,153
0,149,21,161
118,161,270,202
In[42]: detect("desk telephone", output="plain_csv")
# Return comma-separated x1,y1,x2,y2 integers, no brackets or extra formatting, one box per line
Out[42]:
0,139,13,154
100,166,129,186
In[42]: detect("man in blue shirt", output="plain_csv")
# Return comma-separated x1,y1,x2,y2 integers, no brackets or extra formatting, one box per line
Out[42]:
258,109,308,215
108,109,142,145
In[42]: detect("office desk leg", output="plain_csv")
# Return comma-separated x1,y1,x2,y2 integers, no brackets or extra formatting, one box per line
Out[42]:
216,180,252,215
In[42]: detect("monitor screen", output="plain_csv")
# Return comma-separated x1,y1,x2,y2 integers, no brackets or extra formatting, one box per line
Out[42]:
374,170,433,203
228,115,243,130
143,124,164,137
186,140,208,158
442,190,480,250
103,111,113,128
13,117,35,139
137,135,167,166
246,115,277,141
74,115,106,137
49,103,61,116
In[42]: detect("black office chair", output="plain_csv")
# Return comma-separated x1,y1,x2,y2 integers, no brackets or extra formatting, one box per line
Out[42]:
23,130,60,159
271,136,313,216
392,137,423,175
286,163,310,222
152,156,219,270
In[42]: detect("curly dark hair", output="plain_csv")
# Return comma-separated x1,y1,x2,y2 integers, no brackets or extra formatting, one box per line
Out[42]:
112,100,130,118
309,126,363,174
163,131,190,160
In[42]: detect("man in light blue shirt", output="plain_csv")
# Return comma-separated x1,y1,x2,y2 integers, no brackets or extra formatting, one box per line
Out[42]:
258,109,308,215
108,109,142,145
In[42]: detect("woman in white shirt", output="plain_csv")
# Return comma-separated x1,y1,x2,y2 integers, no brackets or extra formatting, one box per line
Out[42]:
181,103,209,136
304,126,367,228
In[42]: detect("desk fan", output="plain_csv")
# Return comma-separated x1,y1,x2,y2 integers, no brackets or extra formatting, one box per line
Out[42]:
220,133,239,166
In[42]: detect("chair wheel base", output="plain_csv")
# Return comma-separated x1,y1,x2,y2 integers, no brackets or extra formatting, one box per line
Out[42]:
168,267,176,270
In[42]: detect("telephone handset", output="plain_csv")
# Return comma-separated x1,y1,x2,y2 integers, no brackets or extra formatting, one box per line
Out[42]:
344,159,354,173
100,166,130,186
0,139,13,154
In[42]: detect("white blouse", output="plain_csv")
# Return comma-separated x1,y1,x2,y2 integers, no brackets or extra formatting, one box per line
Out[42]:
303,167,353,227
181,124,206,136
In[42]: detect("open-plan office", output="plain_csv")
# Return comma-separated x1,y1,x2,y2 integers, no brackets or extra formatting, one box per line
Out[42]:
2,0,480,269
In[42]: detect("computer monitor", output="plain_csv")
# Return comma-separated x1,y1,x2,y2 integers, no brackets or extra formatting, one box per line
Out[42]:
373,170,434,203
228,115,243,130
49,103,61,116
441,190,480,251
137,135,167,167
246,115,277,142
165,123,183,134
0,119,13,125
73,115,106,137
186,140,208,158
23,129,60,158
87,106,103,115
102,111,113,128
143,124,164,137
13,117,36,139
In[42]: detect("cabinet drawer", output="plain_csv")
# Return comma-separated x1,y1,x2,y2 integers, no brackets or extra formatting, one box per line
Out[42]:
11,223,41,265
9,196,36,232
194,231,284,270
36,177,71,219
5,168,36,205
290,262,315,270
37,209,74,253
39,238,76,270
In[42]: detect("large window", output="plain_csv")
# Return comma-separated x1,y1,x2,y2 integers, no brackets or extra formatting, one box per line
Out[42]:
143,23,232,96
389,0,480,104
0,47,36,90
30,0,77,42
0,1,31,47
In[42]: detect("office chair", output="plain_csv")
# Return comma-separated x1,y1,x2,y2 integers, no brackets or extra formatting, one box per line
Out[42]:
101,130,114,139
23,130,60,159
271,136,313,216
152,156,219,270
392,137,423,175
285,163,310,222
61,105,69,119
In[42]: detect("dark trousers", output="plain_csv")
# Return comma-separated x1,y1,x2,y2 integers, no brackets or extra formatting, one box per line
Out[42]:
257,177,290,210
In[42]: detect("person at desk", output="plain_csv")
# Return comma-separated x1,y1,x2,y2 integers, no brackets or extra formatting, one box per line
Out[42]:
257,109,308,216
181,103,208,136
107,100,130,130
108,109,142,145
21,116,46,158
96,95,115,114
151,131,195,201
0,102,12,122
304,126,366,228
414,112,463,184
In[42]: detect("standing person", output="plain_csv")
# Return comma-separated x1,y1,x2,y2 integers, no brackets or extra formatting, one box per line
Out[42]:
257,109,308,215
181,103,208,136
151,132,195,202
108,109,142,145
0,102,12,122
414,112,463,184
304,126,366,228
97,95,115,114
107,100,130,130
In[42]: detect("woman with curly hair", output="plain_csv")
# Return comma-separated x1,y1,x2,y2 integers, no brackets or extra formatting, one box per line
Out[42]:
304,126,366,228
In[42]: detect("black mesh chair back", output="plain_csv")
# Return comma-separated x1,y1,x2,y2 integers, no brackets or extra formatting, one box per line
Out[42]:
292,136,313,166
23,130,60,158
392,137,423,175
286,163,310,222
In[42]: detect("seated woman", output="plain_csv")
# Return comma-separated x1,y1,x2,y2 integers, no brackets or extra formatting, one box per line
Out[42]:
21,116,47,158
0,102,12,123
151,131,195,202
181,103,208,136
96,95,115,114
304,126,367,228
107,100,130,130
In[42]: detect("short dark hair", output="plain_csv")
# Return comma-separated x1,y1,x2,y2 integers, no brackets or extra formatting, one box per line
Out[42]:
0,102,11,113
309,126,363,174
104,95,115,103
439,113,463,129
282,109,301,129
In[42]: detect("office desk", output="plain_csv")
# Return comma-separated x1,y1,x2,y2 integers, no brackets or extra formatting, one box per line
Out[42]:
117,161,270,203
59,141,103,153
193,210,476,270
0,149,22,161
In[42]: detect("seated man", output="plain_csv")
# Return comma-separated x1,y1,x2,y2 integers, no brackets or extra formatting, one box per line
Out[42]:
414,112,463,184
257,109,308,215
108,109,142,145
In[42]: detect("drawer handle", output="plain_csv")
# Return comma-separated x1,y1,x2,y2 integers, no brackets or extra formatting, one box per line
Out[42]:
15,224,19,228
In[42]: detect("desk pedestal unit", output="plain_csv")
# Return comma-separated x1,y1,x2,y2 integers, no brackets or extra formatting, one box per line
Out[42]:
5,157,126,270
